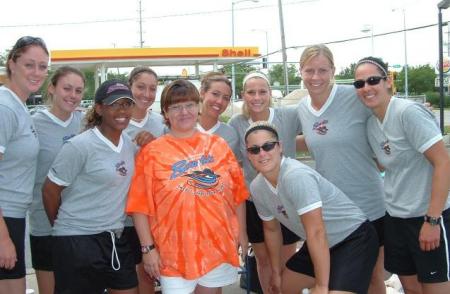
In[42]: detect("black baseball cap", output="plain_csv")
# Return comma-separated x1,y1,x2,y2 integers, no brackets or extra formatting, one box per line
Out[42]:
94,80,134,105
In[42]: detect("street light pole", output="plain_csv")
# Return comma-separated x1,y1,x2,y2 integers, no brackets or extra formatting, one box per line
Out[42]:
138,0,144,48
231,1,236,101
231,0,259,101
402,9,408,99
277,0,289,95
438,0,450,134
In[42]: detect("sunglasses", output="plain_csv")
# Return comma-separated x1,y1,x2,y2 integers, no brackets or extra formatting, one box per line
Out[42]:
353,76,387,89
246,141,279,155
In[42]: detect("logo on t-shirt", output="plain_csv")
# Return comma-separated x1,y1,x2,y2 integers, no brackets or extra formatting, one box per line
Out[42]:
277,205,288,218
170,155,214,179
62,134,76,144
30,125,38,138
312,119,329,135
115,160,128,176
184,168,220,189
380,140,391,155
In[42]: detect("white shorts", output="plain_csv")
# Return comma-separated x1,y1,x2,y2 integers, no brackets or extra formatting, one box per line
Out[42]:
160,263,238,294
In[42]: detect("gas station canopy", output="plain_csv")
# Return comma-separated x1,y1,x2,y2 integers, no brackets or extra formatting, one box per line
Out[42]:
50,46,260,87
51,47,260,68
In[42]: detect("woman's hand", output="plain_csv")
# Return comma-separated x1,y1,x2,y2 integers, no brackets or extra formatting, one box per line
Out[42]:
419,222,441,251
0,235,17,269
238,231,249,260
311,285,329,294
269,272,282,294
142,249,162,279
134,131,156,147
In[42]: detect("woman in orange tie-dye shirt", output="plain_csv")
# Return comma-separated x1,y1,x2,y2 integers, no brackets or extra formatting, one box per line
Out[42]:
126,79,248,294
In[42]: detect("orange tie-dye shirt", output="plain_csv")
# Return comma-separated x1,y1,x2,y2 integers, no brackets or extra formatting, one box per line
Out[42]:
126,131,248,279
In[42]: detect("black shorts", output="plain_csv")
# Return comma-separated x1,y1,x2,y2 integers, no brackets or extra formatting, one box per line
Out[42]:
122,226,142,264
52,231,138,293
286,221,379,294
246,200,300,245
371,215,385,246
30,235,53,271
0,217,25,280
384,209,450,283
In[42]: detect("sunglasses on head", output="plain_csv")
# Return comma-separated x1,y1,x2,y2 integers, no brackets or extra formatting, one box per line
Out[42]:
353,76,387,89
246,141,279,155
13,36,46,50
10,36,48,60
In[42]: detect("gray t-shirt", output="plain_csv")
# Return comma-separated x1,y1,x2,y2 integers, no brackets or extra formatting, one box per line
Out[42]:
228,106,302,188
197,121,240,156
0,86,39,218
366,97,450,218
30,109,83,236
48,128,136,235
251,157,367,247
297,84,385,221
125,111,165,140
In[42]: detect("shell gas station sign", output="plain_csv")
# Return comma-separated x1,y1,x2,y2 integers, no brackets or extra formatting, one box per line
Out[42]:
49,46,260,87
50,47,260,65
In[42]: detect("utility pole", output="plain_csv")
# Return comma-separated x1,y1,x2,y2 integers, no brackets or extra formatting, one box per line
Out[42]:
139,0,144,48
277,0,289,95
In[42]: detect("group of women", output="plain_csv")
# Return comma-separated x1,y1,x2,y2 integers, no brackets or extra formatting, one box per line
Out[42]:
0,35,449,294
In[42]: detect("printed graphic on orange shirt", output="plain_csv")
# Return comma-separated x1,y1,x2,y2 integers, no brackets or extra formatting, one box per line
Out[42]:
170,154,214,179
184,168,221,189
170,154,223,196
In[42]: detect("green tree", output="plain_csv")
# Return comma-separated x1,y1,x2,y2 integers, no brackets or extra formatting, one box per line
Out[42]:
268,64,301,86
221,63,257,99
0,50,7,66
336,63,357,79
82,69,96,99
107,72,128,83
395,64,435,95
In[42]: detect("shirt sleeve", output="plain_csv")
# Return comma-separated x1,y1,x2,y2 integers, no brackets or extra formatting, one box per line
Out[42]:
227,147,249,205
401,103,442,153
0,106,17,154
283,105,303,134
228,127,241,159
284,170,322,216
227,115,244,162
126,146,154,216
48,141,86,187
250,178,275,220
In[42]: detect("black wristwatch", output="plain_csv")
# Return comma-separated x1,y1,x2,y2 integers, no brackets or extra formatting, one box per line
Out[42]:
424,215,441,226
141,244,156,254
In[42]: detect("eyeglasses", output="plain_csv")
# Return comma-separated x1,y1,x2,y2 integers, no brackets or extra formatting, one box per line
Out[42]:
353,76,387,89
167,102,198,113
246,141,279,155
108,100,134,110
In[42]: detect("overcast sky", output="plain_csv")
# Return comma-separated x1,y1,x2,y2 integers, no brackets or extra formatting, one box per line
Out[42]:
1,0,448,74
